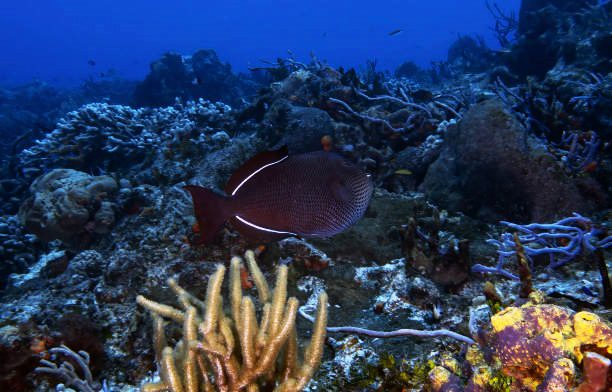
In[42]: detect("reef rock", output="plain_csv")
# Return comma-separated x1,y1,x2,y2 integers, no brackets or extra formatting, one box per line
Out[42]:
420,99,599,222
19,169,119,246
0,215,41,291
511,0,611,77
133,49,256,107
262,99,335,153
446,35,494,74
311,190,422,262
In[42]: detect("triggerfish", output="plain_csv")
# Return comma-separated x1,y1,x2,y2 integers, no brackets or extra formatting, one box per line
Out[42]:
184,146,373,243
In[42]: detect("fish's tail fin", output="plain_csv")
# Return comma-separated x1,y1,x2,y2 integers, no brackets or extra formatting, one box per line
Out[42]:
184,185,232,244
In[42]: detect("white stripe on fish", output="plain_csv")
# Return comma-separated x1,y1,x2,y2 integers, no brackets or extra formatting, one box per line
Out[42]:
230,155,289,196
235,215,297,235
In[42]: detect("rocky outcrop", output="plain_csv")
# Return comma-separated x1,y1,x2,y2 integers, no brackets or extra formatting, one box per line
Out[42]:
133,49,258,107
510,0,611,77
420,99,601,222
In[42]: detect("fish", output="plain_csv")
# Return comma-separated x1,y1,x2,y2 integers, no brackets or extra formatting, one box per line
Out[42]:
388,29,403,36
184,146,373,244
87,59,96,66
394,169,413,175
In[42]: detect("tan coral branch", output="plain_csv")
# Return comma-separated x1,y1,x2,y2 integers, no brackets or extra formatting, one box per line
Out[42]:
137,251,328,392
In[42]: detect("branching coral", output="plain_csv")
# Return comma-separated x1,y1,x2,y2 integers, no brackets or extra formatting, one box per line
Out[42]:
35,345,101,392
558,131,601,173
137,250,328,392
472,213,611,280
18,100,231,179
485,1,517,48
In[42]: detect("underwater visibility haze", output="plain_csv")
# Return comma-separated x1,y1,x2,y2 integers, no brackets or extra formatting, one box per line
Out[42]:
0,0,611,391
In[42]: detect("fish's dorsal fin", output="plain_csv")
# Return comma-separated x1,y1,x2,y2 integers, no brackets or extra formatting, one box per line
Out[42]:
224,146,289,196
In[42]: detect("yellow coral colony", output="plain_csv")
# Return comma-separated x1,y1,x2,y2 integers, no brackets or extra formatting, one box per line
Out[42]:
136,250,328,392
489,302,612,391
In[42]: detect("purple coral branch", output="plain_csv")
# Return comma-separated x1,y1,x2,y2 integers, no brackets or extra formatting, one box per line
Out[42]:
560,131,600,172
355,90,433,117
328,97,404,133
299,309,475,345
35,345,98,392
432,100,462,119
472,213,611,280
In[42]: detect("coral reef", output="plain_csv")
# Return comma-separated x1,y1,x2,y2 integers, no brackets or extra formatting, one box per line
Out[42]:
18,100,233,182
137,250,328,391
0,3,611,391
446,35,494,74
447,292,612,392
472,213,611,280
35,345,101,392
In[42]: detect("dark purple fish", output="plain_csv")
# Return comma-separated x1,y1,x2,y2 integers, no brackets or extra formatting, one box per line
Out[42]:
185,146,373,243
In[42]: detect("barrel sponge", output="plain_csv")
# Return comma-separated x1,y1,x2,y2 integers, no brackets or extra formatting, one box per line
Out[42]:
19,169,118,245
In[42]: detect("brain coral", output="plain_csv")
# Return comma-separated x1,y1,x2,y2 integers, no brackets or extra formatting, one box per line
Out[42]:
19,169,119,246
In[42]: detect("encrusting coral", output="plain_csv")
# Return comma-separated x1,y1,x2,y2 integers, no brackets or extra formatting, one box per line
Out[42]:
487,300,611,391
427,291,612,392
137,250,328,392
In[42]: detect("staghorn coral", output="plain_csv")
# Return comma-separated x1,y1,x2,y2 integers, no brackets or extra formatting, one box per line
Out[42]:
136,250,328,392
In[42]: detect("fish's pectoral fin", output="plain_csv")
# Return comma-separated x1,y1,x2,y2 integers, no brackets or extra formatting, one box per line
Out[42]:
330,178,353,203
224,146,289,195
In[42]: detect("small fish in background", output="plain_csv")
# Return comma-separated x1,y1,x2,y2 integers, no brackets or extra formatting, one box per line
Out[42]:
87,59,96,66
184,146,373,244
321,135,333,152
394,169,412,176
388,29,403,37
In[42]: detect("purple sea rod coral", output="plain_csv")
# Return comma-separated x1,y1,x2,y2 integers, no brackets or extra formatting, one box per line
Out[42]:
472,213,611,280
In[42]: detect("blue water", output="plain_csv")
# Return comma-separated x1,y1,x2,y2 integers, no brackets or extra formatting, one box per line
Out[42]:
0,0,520,86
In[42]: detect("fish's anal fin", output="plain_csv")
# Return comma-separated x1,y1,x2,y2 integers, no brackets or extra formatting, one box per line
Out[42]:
224,146,289,196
